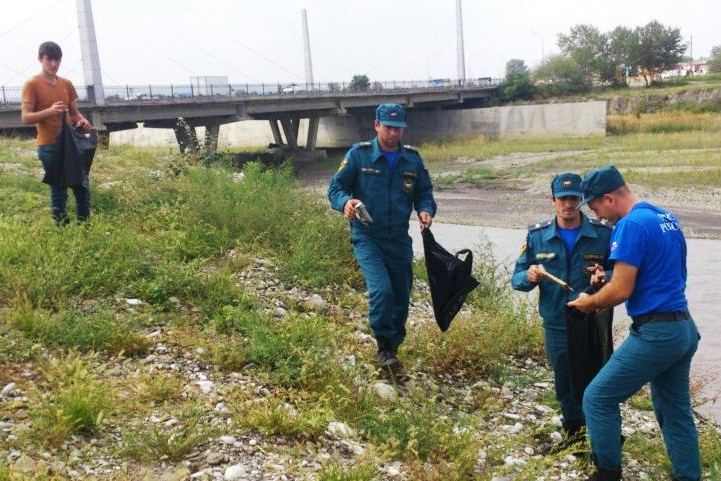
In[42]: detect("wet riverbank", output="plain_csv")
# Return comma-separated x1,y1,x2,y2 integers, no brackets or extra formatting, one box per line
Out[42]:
409,222,720,424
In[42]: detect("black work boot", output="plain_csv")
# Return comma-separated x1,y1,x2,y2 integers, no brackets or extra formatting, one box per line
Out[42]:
585,467,622,481
376,337,402,371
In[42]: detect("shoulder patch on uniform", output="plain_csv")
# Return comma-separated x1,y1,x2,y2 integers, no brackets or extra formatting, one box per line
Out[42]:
351,141,372,150
403,144,419,153
589,218,613,229
337,157,350,172
528,220,552,232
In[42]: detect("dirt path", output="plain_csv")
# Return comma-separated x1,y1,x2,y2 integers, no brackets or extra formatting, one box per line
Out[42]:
299,152,721,239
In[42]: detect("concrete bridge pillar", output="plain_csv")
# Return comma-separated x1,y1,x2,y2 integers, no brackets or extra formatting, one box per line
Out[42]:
204,123,220,152
279,118,298,149
306,117,319,151
174,119,199,154
269,120,284,146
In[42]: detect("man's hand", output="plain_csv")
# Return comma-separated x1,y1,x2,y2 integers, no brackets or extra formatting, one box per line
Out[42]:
589,263,606,289
47,101,67,116
567,292,597,313
343,199,361,220
75,116,92,132
419,211,432,229
527,264,542,283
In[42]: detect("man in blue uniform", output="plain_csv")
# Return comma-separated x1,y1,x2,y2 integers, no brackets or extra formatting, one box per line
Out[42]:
569,166,700,481
512,172,612,443
328,104,436,370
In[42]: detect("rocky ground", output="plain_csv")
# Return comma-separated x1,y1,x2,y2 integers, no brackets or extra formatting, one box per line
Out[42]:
2,255,717,480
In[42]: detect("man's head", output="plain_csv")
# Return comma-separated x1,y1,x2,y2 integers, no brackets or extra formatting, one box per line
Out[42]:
374,103,407,151
580,165,633,222
38,41,62,77
550,172,582,223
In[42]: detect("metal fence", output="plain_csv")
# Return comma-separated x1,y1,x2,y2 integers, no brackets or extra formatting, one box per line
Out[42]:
0,78,501,106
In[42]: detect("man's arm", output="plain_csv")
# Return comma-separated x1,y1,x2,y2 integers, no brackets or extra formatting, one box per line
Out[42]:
568,261,637,313
511,234,538,292
328,154,357,216
68,100,91,131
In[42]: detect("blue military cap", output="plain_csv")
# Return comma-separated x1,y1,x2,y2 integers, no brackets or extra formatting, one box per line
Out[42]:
551,172,582,198
376,103,407,128
579,165,626,207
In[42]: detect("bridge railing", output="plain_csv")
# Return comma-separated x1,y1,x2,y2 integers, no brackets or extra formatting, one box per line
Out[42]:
0,78,501,106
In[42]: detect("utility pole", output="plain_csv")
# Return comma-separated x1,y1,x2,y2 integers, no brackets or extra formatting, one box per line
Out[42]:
76,0,105,105
301,9,314,86
456,0,466,85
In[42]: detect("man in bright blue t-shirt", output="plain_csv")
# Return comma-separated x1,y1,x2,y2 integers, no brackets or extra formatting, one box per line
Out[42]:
569,166,700,481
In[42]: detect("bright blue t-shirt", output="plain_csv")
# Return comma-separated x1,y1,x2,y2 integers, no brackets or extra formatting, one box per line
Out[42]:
382,149,400,170
609,201,688,317
557,225,581,256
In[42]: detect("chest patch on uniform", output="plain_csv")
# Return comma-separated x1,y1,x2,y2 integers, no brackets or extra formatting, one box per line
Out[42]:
402,171,417,178
337,158,349,172
536,252,557,260
361,167,381,175
584,253,605,260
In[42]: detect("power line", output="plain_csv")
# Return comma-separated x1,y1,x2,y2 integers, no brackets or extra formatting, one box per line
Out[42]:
0,0,65,38
2,28,76,85
173,0,304,80
125,0,260,82
93,2,199,79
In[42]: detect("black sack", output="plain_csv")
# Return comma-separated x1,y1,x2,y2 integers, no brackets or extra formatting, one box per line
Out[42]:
422,227,480,332
565,302,614,404
42,112,98,188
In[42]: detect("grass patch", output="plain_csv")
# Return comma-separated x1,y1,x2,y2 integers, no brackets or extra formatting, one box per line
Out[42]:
29,353,111,447
607,113,721,135
318,461,377,481
7,302,147,354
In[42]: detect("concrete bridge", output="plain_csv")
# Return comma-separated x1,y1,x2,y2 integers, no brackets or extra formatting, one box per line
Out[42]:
0,80,499,153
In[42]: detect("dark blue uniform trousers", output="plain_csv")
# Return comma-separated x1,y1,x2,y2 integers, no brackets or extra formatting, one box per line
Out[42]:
352,234,413,348
545,326,585,426
583,319,700,481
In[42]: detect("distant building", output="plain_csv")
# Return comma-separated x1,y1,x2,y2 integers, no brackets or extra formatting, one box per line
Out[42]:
190,76,230,95
662,61,709,79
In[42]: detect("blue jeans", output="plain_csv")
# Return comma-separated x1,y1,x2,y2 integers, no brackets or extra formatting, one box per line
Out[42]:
583,319,700,481
352,234,413,347
545,326,585,426
38,145,91,223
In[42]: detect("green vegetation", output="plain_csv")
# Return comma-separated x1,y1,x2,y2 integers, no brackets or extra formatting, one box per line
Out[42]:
423,112,721,192
0,136,718,480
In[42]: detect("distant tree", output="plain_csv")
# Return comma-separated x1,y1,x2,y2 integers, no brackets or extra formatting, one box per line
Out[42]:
709,45,721,73
350,74,370,91
635,20,686,85
505,58,529,77
558,24,610,82
533,55,592,96
500,59,535,101
608,26,641,85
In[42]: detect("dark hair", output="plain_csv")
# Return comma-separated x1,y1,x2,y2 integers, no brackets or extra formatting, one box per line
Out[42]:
38,41,62,61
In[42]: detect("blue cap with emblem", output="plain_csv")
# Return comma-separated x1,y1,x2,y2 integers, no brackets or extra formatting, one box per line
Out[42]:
375,103,408,128
579,165,626,207
551,172,582,198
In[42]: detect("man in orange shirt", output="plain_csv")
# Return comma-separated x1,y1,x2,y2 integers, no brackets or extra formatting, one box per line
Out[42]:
21,41,92,224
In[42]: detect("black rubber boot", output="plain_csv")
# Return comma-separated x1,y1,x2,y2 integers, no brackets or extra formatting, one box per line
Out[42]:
585,467,622,481
376,337,402,371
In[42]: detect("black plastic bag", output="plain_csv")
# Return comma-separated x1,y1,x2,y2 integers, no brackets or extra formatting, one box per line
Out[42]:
422,228,480,332
42,113,98,188
565,303,614,404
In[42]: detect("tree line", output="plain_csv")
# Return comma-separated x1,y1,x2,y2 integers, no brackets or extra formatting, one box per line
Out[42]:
502,20,721,101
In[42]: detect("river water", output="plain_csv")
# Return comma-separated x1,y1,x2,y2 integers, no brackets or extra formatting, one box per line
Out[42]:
408,222,720,423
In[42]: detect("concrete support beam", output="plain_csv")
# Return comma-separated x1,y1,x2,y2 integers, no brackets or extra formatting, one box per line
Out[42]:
174,119,199,154
279,118,298,149
306,117,319,151
269,120,283,145
76,0,105,105
204,123,220,152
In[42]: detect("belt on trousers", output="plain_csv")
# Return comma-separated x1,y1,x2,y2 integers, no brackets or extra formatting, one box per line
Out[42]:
631,309,690,325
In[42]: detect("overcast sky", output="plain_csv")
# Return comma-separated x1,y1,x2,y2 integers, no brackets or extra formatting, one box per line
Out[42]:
1,0,719,87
